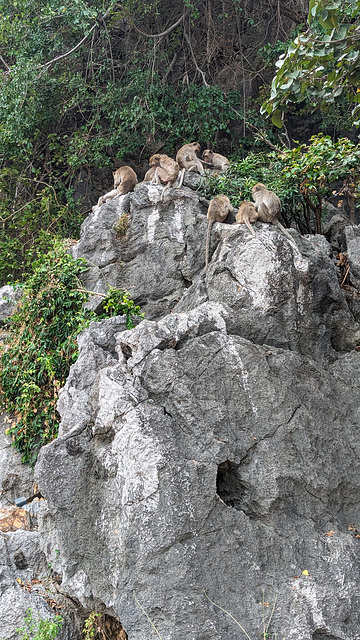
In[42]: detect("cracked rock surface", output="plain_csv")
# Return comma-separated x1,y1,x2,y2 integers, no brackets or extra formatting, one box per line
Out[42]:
2,183,360,639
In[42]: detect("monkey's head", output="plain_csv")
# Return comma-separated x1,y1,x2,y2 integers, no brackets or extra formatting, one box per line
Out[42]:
216,194,231,207
190,142,201,154
252,182,266,195
149,154,161,167
202,149,213,163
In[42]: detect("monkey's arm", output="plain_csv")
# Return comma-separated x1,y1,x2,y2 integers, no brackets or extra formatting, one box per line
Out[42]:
256,201,270,222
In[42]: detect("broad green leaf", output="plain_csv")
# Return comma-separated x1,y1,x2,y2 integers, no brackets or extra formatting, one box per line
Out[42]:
271,110,283,128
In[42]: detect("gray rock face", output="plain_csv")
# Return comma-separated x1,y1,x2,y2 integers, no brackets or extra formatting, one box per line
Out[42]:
35,307,360,640
0,182,358,640
0,285,21,326
175,225,359,361
345,225,360,290
0,506,78,640
0,414,34,508
32,185,360,640
70,181,210,318
323,212,348,252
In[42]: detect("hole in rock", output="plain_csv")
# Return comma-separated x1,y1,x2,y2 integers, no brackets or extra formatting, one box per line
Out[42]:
120,343,133,360
216,460,248,511
82,612,127,640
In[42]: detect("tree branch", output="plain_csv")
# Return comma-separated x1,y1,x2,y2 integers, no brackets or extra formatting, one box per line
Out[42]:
38,4,116,69
131,13,184,38
0,55,10,71
184,29,209,87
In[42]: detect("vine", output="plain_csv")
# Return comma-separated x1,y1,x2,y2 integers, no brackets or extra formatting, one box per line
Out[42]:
0,240,144,464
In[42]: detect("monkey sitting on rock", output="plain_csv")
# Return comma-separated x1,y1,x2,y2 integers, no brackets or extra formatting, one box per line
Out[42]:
93,166,138,211
148,153,181,200
176,142,204,176
251,182,298,249
236,201,258,237
205,195,233,271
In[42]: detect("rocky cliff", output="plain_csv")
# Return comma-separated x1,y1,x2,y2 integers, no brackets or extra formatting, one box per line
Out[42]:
1,178,360,640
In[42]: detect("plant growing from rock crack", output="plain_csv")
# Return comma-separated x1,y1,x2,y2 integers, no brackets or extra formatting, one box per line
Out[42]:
113,213,130,238
0,240,144,464
82,612,105,640
16,608,63,640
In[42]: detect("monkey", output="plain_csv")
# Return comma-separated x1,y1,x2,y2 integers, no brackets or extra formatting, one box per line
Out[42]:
148,153,180,200
205,195,233,271
202,149,230,172
176,142,204,176
251,182,298,248
93,166,138,210
236,201,259,237
144,166,155,182
113,166,138,195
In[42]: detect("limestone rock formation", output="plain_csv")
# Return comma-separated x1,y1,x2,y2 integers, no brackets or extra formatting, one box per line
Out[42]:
0,285,21,327
2,180,360,639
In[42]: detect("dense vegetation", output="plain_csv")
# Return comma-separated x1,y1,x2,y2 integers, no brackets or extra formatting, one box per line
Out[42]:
1,0,359,282
0,242,144,464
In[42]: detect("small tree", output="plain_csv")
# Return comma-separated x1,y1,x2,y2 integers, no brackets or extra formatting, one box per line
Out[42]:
277,134,360,232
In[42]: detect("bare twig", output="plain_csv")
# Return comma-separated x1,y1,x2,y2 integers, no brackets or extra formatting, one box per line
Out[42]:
0,55,10,71
220,100,283,153
203,590,252,640
133,592,164,640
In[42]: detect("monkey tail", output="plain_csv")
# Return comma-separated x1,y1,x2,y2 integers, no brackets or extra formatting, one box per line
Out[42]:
175,168,185,189
244,218,256,237
205,221,213,271
275,220,300,251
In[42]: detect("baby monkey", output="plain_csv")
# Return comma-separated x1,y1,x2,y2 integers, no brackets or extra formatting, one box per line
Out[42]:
251,182,297,248
205,195,233,271
236,201,258,237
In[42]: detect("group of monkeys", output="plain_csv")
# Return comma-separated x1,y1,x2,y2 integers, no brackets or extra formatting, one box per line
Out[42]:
92,141,296,270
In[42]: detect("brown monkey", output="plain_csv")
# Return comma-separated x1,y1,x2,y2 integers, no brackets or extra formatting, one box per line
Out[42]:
113,166,138,195
205,195,233,271
251,182,297,248
144,167,155,182
236,201,259,237
149,154,180,200
176,142,204,176
94,166,138,210
202,149,230,172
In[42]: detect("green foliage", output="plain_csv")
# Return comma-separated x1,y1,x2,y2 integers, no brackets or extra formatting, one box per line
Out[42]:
16,608,63,640
82,612,103,640
200,153,273,206
101,287,144,329
0,0,243,283
200,134,360,232
263,0,360,127
0,240,144,464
